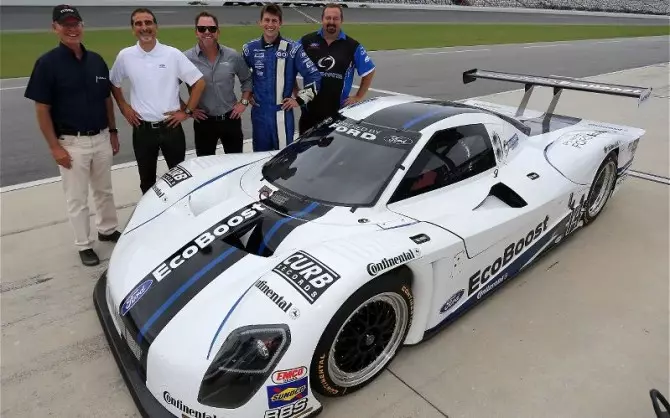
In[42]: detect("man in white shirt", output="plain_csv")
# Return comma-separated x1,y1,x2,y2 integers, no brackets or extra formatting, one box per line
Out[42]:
110,7,205,194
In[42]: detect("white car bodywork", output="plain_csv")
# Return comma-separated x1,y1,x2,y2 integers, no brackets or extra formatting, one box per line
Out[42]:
94,70,649,418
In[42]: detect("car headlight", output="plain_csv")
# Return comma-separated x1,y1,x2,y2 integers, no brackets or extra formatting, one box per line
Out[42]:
198,324,291,409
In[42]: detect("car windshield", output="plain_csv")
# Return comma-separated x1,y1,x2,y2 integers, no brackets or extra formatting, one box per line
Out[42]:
261,116,420,207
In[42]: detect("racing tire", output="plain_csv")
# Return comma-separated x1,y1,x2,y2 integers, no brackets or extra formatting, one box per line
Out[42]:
309,267,414,397
583,151,618,225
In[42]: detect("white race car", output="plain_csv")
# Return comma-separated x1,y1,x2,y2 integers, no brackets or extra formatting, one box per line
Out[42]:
94,69,651,418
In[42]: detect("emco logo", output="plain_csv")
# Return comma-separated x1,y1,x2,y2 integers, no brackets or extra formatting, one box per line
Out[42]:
271,366,308,384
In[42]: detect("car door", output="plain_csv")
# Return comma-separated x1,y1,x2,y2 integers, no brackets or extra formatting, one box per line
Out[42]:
386,120,561,321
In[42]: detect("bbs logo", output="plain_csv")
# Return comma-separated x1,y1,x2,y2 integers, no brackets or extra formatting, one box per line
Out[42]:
272,251,341,304
264,397,308,418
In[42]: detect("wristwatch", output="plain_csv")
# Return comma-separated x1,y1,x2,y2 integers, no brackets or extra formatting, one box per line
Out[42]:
184,108,193,116
240,99,249,106
109,128,118,134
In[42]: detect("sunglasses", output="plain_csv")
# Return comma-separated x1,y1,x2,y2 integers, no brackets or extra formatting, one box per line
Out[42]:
197,25,218,33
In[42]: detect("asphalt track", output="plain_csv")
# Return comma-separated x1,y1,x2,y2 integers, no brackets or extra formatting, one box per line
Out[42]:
1,35,668,188
1,5,669,30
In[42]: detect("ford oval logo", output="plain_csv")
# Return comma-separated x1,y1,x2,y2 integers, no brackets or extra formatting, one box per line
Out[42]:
440,289,464,313
121,280,153,316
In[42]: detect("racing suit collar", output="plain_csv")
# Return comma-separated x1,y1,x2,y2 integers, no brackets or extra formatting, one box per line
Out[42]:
261,33,282,48
317,27,347,41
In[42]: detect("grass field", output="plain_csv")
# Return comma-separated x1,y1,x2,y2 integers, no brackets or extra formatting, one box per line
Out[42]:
1,23,668,78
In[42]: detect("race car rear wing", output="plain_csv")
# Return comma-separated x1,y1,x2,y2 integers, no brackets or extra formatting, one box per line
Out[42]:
462,68,653,118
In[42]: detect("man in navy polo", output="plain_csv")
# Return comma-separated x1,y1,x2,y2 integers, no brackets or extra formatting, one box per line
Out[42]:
24,4,121,267
297,3,376,134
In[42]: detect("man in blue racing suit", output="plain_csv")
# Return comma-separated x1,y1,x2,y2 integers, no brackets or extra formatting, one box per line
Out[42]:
243,4,321,152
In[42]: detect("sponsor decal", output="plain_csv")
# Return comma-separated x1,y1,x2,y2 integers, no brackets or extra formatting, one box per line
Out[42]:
561,131,606,149
385,135,414,145
264,397,309,418
266,376,309,409
151,203,265,281
366,248,421,277
273,251,341,304
527,172,540,180
152,183,165,198
121,279,153,316
328,120,381,141
565,192,586,236
317,55,335,71
343,96,379,110
259,184,274,200
317,354,339,395
628,138,639,153
409,233,430,245
468,216,549,297
439,289,464,313
254,280,300,318
498,73,646,95
163,391,217,418
272,366,308,384
503,133,519,153
160,165,192,188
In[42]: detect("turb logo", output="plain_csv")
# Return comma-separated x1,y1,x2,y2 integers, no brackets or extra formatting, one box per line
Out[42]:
273,251,340,304
366,248,421,277
160,165,192,188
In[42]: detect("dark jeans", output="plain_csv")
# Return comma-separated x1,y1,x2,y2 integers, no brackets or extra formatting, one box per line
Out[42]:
132,121,186,194
193,112,244,156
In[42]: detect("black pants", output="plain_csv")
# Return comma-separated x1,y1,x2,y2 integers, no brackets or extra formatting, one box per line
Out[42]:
298,107,337,136
132,121,186,194
193,112,244,156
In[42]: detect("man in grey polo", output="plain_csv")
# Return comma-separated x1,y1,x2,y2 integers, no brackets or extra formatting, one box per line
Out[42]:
184,11,252,155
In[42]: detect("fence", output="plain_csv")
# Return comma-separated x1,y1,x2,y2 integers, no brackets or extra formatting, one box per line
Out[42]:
353,0,669,15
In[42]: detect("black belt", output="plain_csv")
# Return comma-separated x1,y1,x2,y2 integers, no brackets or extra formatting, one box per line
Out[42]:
204,110,235,121
58,128,103,136
137,120,171,129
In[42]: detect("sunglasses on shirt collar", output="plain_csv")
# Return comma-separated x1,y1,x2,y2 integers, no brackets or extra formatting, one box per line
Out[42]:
196,25,218,33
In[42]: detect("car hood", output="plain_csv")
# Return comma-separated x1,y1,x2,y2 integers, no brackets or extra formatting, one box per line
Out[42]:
105,155,415,363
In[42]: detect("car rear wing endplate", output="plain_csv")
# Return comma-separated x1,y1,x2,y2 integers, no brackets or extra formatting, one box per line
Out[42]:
462,68,653,118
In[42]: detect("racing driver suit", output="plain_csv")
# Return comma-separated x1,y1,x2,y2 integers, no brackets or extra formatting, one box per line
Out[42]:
243,35,321,151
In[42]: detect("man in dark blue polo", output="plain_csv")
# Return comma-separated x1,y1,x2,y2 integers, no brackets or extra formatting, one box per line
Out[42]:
24,4,122,267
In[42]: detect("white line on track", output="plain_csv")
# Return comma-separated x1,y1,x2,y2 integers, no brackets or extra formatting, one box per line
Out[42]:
412,48,491,56
523,44,568,49
1,86,26,91
289,6,320,24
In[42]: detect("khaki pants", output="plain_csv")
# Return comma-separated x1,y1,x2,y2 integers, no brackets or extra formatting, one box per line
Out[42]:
58,130,118,251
